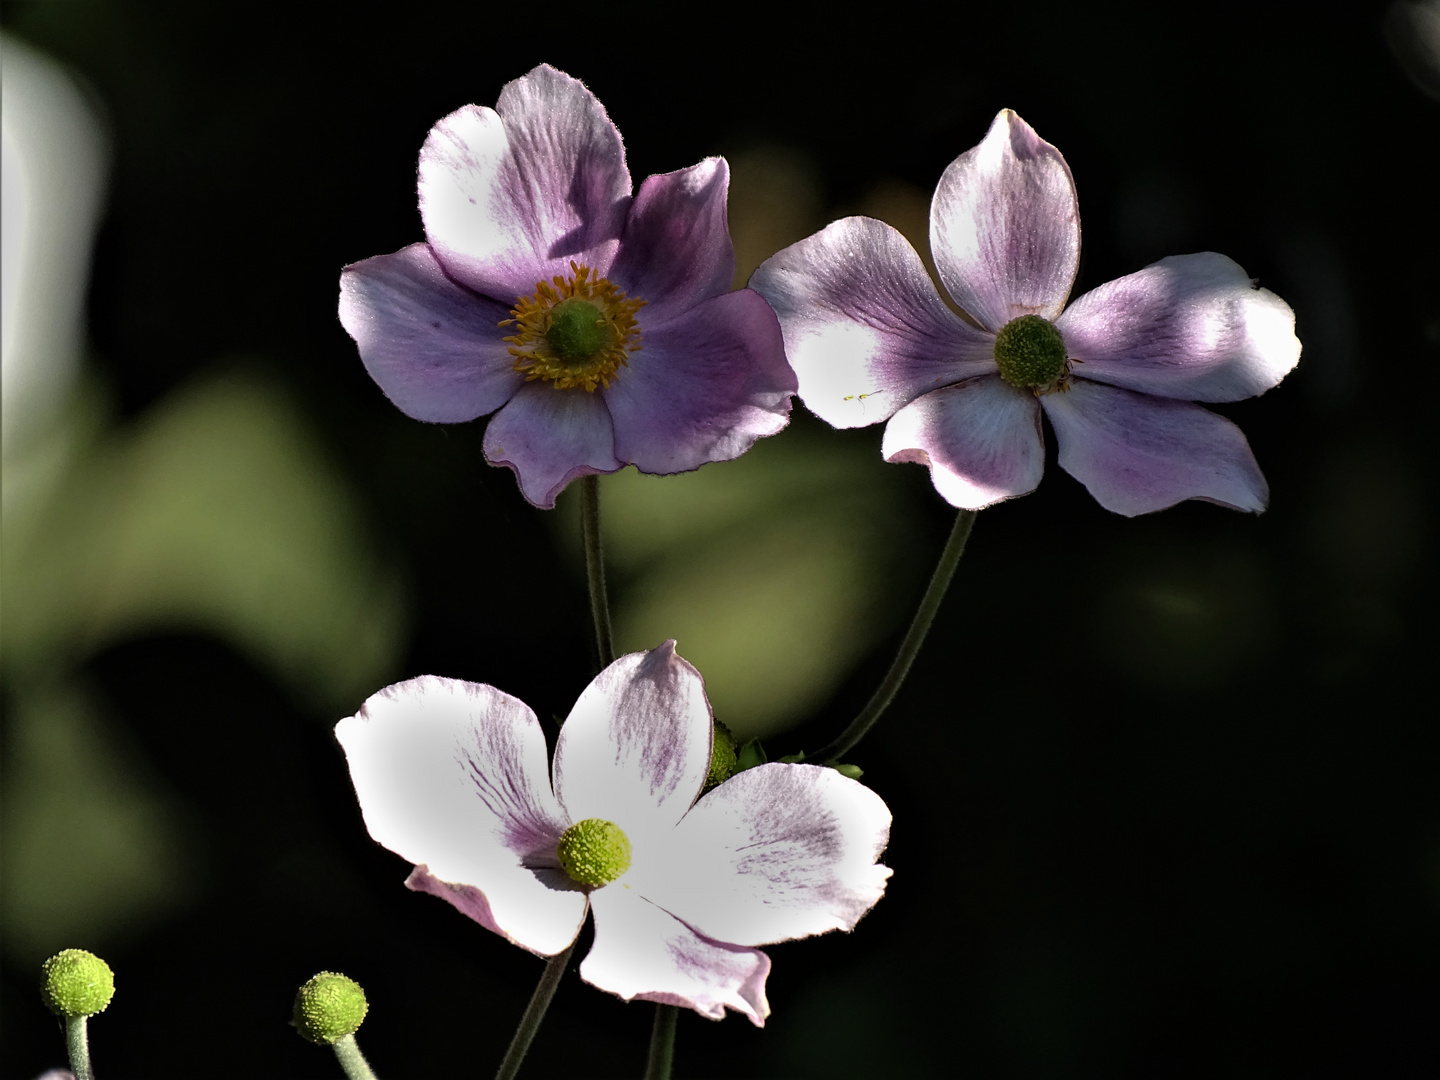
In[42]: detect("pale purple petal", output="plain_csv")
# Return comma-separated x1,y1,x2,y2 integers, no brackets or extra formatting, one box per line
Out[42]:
881,376,1045,509
632,764,891,948
583,887,771,1025
608,157,735,325
419,65,631,299
1056,253,1302,402
482,382,622,509
930,110,1080,330
749,216,996,429
338,244,523,423
1043,379,1268,515
603,289,793,475
335,677,587,955
552,643,713,844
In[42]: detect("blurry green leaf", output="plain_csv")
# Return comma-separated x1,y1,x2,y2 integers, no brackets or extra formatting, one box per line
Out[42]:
734,738,767,772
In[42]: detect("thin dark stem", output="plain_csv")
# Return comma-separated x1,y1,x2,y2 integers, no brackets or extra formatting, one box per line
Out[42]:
64,1016,94,1080
331,1033,379,1080
580,475,615,667
642,1004,678,1080
808,508,977,765
493,943,576,1080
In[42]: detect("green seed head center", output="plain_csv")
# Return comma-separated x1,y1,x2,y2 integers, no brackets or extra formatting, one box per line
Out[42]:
546,299,614,365
993,314,1068,390
556,818,632,887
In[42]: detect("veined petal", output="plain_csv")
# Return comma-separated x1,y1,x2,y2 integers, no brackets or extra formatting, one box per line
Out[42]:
882,376,1045,509
604,289,794,475
749,216,996,429
552,643,713,845
1055,253,1301,402
608,158,735,325
1043,379,1268,515
405,865,585,958
338,244,523,423
482,382,622,509
930,110,1080,330
633,764,891,948
335,677,586,956
419,65,631,299
583,887,771,1026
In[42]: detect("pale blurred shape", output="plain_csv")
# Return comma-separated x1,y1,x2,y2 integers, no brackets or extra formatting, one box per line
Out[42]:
1385,1,1440,99
2,682,195,959
2,366,407,707
578,433,926,739
1,34,108,457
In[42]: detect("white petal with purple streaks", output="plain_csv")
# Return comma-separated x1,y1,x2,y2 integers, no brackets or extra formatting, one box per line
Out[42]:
750,215,997,428
1056,252,1301,402
930,110,1080,330
883,375,1045,510
1043,379,1269,515
336,677,586,956
635,764,892,948
583,887,771,1025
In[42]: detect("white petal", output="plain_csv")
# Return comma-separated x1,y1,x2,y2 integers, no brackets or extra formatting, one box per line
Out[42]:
335,676,586,955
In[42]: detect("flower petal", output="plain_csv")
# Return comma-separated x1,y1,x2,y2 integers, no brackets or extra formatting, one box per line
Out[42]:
552,642,713,844
335,677,586,956
482,382,622,509
1055,253,1301,402
419,65,631,299
1043,379,1268,515
604,289,794,475
608,157,735,325
338,244,523,423
930,110,1080,330
583,887,771,1025
881,376,1045,509
633,764,891,948
749,216,996,429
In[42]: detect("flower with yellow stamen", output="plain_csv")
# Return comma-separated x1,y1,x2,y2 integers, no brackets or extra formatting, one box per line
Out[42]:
501,263,646,392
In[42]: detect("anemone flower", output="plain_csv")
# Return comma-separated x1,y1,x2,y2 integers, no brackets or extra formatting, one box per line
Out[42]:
335,642,892,1024
340,65,795,508
751,110,1300,516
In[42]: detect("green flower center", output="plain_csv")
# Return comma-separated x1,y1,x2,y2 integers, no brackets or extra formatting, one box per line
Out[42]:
993,314,1068,391
556,818,632,887
292,972,369,1045
545,298,615,364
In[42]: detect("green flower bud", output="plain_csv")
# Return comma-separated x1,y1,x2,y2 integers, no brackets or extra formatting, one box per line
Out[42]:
556,818,632,887
40,949,114,1018
293,972,368,1045
704,720,738,792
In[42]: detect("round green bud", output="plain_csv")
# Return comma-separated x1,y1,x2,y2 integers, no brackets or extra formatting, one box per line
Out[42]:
292,972,368,1045
556,818,632,887
993,314,1068,391
704,720,738,792
546,299,612,363
40,949,114,1018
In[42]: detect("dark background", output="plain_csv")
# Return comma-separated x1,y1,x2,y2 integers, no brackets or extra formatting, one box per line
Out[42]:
3,0,1437,1076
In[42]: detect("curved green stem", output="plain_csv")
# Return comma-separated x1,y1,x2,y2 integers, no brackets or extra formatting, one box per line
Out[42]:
808,508,977,765
331,1033,379,1080
493,943,576,1080
580,475,615,667
64,1016,95,1080
643,1004,678,1080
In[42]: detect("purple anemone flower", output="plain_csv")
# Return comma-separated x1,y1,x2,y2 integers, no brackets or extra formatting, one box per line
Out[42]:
750,110,1301,516
335,642,891,1025
339,65,795,508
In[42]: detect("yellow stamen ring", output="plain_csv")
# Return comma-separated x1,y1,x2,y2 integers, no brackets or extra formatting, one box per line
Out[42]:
499,262,646,392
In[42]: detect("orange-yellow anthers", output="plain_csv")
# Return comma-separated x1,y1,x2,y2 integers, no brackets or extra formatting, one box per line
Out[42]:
500,262,646,392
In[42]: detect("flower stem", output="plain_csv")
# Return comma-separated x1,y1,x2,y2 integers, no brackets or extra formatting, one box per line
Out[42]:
64,1016,95,1080
580,475,615,667
331,1033,379,1080
493,942,576,1080
808,508,977,765
642,1004,678,1080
